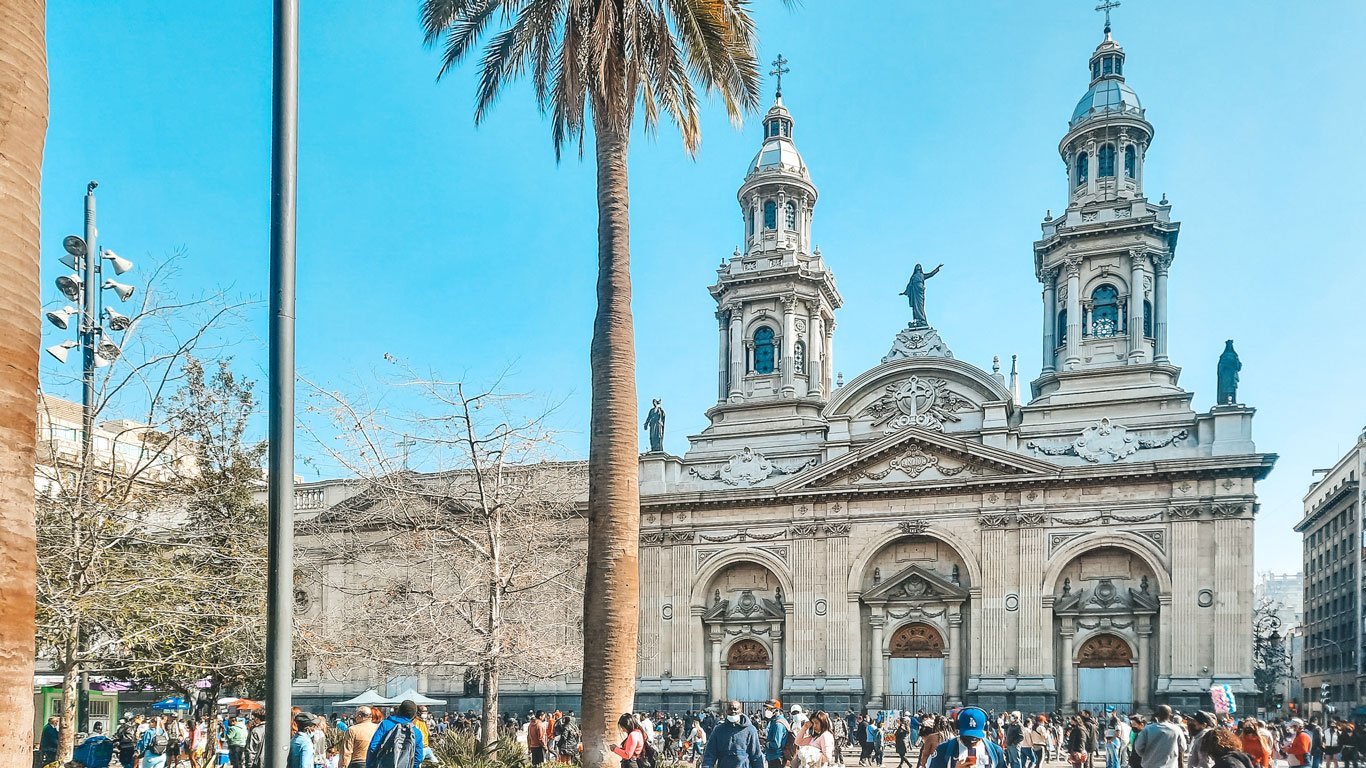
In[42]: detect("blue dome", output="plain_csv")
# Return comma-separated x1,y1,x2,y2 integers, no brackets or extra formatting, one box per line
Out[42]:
1071,79,1142,126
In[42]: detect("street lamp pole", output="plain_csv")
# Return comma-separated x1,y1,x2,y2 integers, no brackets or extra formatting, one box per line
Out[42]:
265,0,299,764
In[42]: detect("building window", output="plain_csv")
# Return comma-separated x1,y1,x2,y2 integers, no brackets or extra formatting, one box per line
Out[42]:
1091,284,1120,337
753,327,776,374
1057,309,1068,346
1091,60,1101,80
747,209,754,237
794,341,806,374
763,200,777,230
1076,152,1089,186
1115,58,1123,75
767,120,779,138
1125,145,1137,178
784,201,797,230
1143,299,1153,337
1102,56,1114,75
1099,144,1117,177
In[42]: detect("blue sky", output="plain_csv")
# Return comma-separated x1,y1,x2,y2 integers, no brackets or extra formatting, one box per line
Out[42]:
39,1,1366,575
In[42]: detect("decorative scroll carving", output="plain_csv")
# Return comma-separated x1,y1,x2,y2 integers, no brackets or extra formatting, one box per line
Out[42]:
1169,504,1207,519
668,530,695,543
898,520,930,536
1076,633,1134,668
789,523,822,537
688,447,818,486
698,528,785,543
641,532,666,544
824,522,852,536
1211,502,1248,518
862,444,983,482
857,376,975,434
726,639,772,669
886,605,947,621
979,513,1012,528
888,622,946,658
1016,511,1048,527
1026,418,1189,464
1110,510,1164,523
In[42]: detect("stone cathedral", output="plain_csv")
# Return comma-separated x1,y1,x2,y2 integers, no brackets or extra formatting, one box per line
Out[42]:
634,26,1274,715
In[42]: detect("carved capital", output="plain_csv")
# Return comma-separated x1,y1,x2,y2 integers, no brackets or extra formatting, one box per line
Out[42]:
1065,254,1084,277
1151,253,1174,273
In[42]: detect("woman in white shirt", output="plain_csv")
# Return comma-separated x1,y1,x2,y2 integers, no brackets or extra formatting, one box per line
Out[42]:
795,711,837,767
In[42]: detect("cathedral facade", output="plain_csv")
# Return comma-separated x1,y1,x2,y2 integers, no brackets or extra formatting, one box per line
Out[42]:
634,27,1274,715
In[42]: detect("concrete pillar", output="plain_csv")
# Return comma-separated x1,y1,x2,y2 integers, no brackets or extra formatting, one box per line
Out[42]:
1136,629,1151,708
1153,254,1172,363
824,322,835,395
717,310,729,403
727,303,744,401
1042,269,1058,373
781,298,796,397
772,629,784,700
1086,140,1099,197
808,312,823,399
1060,630,1076,711
710,631,724,704
1128,250,1147,362
1065,257,1082,369
870,612,886,705
947,611,963,702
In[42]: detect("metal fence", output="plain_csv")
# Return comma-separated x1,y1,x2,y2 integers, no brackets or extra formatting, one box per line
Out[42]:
1076,701,1135,716
886,695,946,714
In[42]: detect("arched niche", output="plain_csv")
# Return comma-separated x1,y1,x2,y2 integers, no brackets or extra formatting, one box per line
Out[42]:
1076,632,1135,668
726,639,772,670
862,535,970,592
889,622,945,658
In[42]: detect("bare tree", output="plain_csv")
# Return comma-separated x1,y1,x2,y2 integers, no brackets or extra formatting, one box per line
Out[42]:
35,260,259,760
298,372,586,751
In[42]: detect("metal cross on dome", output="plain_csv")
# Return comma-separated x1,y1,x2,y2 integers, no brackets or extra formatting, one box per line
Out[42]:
770,54,790,98
1095,0,1121,31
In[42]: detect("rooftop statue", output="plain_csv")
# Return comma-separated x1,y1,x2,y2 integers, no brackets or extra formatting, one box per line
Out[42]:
1217,340,1241,405
899,263,943,327
643,398,666,453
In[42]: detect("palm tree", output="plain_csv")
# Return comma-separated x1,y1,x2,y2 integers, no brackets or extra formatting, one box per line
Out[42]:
0,0,48,763
420,0,769,763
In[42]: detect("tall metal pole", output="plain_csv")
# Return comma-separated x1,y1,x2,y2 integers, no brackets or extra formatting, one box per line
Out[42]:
266,0,299,763
78,181,98,735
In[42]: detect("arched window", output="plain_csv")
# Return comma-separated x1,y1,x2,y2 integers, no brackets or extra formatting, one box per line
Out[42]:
763,200,777,230
747,209,754,237
753,327,776,374
1098,144,1116,177
1057,309,1068,346
1124,145,1137,179
793,341,806,375
1143,300,1153,338
784,201,797,230
1091,284,1120,337
1075,152,1089,186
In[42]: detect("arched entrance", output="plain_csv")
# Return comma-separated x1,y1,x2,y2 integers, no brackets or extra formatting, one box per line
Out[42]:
1076,633,1134,713
888,623,946,712
725,639,771,710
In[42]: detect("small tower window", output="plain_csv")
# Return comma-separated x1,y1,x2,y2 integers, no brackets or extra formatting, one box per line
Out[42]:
1143,300,1153,338
763,200,777,230
1102,56,1114,75
1124,145,1137,179
1057,309,1068,346
1075,152,1089,187
747,209,754,237
1091,284,1120,338
1115,58,1123,75
793,341,806,375
753,327,776,374
1091,60,1101,80
1098,144,1116,178
784,201,797,230
767,120,779,138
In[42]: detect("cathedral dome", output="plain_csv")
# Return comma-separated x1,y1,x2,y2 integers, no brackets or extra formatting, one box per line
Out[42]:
1071,78,1142,127
746,99,809,178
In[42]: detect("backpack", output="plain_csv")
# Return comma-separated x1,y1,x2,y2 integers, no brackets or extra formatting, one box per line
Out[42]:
116,724,138,749
639,738,659,768
148,731,171,755
373,722,418,768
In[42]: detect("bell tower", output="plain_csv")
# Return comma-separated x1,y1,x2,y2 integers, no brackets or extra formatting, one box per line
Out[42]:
710,57,841,407
1033,15,1180,382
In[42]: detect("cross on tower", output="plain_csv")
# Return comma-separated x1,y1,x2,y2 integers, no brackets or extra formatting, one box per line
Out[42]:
1095,0,1121,33
770,54,790,98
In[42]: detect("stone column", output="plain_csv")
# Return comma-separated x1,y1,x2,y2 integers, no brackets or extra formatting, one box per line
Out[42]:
749,196,760,251
1137,143,1145,193
809,314,824,399
709,630,724,704
771,628,785,700
717,310,730,403
1060,630,1076,711
781,297,796,397
1128,250,1147,362
1152,253,1172,363
870,611,886,705
727,303,744,401
1041,268,1058,373
1064,256,1082,369
1086,140,1098,196
947,610,964,702
1136,628,1152,708
824,322,836,394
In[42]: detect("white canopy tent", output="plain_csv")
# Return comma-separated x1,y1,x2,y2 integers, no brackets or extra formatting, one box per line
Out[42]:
331,688,448,707
387,688,447,706
331,689,395,707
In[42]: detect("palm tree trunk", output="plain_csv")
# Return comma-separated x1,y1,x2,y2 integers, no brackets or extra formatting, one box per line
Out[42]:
0,0,48,764
580,112,640,768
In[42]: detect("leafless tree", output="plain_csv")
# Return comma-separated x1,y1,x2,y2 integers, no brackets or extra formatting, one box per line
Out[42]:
298,370,586,751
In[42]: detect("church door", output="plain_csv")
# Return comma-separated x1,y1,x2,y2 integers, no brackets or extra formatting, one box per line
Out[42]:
887,623,945,712
725,640,771,711
1076,633,1134,712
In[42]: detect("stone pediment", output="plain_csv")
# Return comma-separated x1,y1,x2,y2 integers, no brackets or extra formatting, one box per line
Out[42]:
1053,577,1159,615
776,427,1060,491
864,564,968,605
702,589,785,622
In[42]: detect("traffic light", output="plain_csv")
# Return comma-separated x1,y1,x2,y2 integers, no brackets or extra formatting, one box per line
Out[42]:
1321,682,1331,703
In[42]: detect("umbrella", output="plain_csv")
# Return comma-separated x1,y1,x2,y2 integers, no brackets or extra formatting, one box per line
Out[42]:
332,689,395,707
387,688,447,706
222,699,264,711
153,697,188,711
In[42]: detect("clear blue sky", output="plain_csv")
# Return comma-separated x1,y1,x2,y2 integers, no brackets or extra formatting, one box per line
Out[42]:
39,1,1366,575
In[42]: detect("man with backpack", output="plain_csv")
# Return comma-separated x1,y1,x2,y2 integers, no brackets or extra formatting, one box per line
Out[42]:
367,699,426,768
763,702,793,768
115,714,142,768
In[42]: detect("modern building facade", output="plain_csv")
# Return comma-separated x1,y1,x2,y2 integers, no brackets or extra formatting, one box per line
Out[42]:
634,22,1274,715
1255,572,1304,632
1296,429,1366,714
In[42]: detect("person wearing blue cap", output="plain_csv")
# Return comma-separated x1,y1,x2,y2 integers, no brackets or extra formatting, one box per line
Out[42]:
927,708,1007,768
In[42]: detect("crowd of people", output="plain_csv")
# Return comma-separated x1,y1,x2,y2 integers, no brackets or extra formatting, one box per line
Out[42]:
41,700,1366,768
